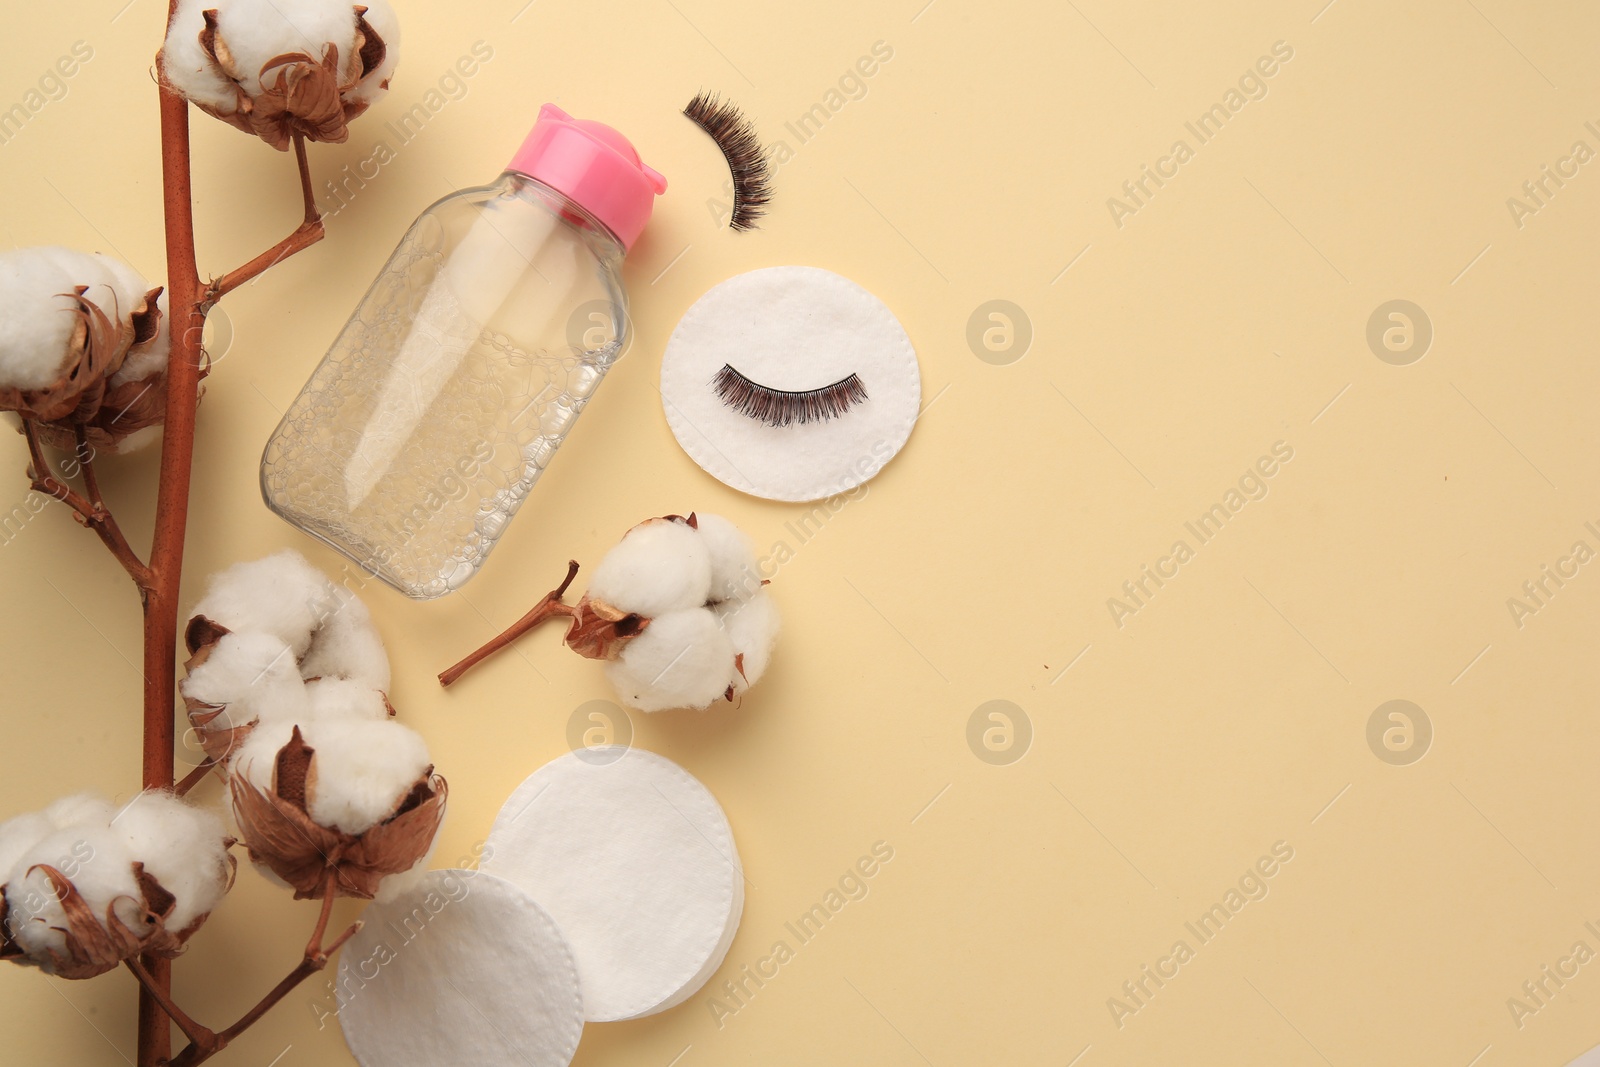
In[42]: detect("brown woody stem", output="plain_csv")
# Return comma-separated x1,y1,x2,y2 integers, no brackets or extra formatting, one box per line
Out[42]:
164,875,360,1067
21,420,153,589
135,18,329,1064
125,956,216,1051
438,560,580,687
174,758,218,798
205,134,324,303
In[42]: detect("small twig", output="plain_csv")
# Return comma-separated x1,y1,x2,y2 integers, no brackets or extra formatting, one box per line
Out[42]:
204,134,324,304
125,956,216,1051
166,873,360,1067
174,758,218,798
439,560,580,687
21,420,153,588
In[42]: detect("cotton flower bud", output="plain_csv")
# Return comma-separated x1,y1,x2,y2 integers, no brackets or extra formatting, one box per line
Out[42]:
0,792,234,980
158,0,400,151
228,721,444,900
182,550,396,769
439,512,780,711
0,247,167,453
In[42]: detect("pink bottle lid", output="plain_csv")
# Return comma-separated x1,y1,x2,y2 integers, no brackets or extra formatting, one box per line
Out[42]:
506,103,667,252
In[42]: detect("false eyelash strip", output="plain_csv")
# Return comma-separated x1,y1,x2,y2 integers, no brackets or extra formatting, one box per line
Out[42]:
711,364,868,427
683,90,773,232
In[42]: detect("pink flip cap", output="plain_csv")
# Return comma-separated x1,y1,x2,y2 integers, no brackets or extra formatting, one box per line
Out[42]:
507,103,667,252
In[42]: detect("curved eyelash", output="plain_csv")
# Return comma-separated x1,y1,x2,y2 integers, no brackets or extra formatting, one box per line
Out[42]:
711,364,868,427
683,91,773,232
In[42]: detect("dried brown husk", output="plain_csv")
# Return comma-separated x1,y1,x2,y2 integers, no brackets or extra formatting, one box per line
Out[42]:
230,727,446,901
1,857,234,980
166,6,392,151
562,596,648,661
29,286,169,453
0,285,160,431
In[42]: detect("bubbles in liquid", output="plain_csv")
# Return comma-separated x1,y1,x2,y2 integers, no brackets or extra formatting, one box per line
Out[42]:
261,227,622,600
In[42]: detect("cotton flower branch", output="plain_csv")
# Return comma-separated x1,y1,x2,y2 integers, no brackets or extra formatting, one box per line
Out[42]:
0,1,406,1062
439,514,781,711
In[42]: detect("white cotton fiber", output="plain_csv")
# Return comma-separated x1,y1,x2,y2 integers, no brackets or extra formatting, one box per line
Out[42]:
87,253,148,320
714,590,779,694
111,425,164,455
44,794,116,832
214,0,359,93
109,792,230,934
6,826,141,962
232,719,298,793
181,631,309,725
343,0,400,106
588,519,713,617
301,719,431,836
234,717,428,836
693,513,762,603
604,608,736,712
0,249,79,391
189,550,337,658
160,0,241,111
304,676,389,722
299,584,390,690
0,813,53,889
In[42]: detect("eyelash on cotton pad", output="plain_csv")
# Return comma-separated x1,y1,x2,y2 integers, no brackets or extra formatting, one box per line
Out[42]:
711,364,868,427
682,91,773,232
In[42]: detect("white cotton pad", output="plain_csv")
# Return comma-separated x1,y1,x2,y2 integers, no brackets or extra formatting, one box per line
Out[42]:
660,266,921,502
483,748,744,1021
336,869,583,1067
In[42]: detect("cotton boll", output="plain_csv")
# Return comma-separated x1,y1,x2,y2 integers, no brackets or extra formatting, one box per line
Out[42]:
304,677,390,722
110,793,231,933
182,631,310,725
604,608,736,712
588,519,713,617
0,249,79,390
159,0,241,111
694,513,763,603
299,585,391,690
7,827,141,962
714,590,779,694
189,550,337,658
215,0,359,93
301,719,431,835
343,0,400,106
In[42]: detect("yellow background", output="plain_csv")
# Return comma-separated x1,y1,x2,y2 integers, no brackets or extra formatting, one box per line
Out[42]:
3,1,1599,1064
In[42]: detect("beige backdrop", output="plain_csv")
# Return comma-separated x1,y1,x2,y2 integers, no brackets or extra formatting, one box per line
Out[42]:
3,1,1599,1064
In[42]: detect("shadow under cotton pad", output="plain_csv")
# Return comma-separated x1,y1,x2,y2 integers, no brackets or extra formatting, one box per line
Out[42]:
483,747,745,1021
335,870,584,1067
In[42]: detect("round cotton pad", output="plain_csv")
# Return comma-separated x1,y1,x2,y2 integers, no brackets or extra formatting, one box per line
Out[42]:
660,266,921,502
483,747,744,1021
336,870,583,1067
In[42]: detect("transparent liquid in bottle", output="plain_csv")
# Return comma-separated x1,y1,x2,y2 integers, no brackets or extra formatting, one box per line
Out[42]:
261,173,628,599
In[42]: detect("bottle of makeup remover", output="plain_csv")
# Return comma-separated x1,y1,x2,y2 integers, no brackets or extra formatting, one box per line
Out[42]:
261,104,666,599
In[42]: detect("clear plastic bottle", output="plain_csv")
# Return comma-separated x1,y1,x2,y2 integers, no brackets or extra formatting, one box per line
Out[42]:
261,105,666,599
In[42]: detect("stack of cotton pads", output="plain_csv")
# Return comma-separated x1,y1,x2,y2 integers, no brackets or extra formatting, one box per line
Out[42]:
336,748,744,1066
